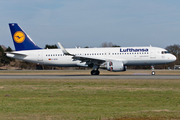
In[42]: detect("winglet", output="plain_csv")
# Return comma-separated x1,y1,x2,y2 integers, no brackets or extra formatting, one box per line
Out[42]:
57,42,73,56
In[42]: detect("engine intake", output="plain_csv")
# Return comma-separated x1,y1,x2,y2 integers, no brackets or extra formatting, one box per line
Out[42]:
107,61,126,72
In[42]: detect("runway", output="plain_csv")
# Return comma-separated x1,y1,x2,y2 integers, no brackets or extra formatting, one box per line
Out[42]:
1,75,180,79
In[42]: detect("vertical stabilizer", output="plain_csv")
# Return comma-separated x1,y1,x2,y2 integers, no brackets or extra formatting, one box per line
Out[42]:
9,23,41,51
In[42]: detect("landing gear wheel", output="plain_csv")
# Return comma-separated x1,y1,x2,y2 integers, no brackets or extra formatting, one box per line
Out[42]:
91,70,95,75
96,70,100,75
91,70,100,75
151,71,155,75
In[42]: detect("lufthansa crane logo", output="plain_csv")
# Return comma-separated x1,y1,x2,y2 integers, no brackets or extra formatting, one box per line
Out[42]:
13,31,25,43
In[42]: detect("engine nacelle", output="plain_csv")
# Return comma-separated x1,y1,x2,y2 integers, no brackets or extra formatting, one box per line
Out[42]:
107,61,126,72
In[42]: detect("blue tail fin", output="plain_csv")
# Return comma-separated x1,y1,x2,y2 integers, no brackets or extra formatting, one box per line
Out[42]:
9,23,42,51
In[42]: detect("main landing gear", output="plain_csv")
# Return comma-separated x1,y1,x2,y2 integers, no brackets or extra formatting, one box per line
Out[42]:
91,65,100,75
91,70,100,75
151,65,155,75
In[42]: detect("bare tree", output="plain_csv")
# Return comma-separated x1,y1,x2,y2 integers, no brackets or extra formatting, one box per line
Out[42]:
165,44,180,65
101,42,120,47
165,44,180,56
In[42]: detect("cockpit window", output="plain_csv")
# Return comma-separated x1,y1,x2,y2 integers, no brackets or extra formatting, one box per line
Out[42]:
161,51,169,54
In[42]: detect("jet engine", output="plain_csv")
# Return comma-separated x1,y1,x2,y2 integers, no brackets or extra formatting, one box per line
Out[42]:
107,61,126,72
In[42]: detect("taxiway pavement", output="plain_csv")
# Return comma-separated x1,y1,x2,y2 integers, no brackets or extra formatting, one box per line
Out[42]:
0,75,180,79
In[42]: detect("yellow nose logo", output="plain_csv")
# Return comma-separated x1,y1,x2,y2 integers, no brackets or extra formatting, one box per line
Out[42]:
13,31,25,43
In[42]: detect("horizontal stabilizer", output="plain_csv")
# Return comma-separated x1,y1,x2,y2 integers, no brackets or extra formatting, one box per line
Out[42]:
6,52,27,56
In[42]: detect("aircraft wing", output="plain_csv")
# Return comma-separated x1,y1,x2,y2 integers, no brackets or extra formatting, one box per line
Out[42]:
58,42,106,65
72,55,106,63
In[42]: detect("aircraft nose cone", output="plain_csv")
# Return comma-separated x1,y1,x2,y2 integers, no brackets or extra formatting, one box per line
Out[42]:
171,54,177,61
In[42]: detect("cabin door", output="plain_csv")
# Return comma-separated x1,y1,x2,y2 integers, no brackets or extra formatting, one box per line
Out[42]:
150,49,156,59
38,51,43,61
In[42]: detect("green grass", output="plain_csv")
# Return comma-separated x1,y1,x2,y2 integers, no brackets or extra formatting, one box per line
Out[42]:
0,79,180,120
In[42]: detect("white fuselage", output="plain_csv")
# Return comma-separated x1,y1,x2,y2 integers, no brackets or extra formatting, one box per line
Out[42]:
7,46,176,67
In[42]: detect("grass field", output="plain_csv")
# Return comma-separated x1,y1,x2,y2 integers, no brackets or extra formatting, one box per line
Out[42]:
0,75,180,119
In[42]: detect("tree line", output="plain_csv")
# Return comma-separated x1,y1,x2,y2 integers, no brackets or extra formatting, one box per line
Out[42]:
0,43,179,70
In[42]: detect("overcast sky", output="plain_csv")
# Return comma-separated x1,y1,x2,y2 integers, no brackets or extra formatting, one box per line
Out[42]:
1,0,180,50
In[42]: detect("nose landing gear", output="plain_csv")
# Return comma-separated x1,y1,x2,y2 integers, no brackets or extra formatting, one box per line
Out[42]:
151,65,155,75
151,71,155,75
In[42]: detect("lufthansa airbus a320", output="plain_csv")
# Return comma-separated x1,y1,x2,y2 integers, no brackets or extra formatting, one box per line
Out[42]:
6,23,176,75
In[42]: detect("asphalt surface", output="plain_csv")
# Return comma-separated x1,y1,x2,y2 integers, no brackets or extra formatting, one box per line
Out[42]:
0,75,180,79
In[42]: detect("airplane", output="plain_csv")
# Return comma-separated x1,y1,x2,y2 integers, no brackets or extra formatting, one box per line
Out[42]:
6,23,176,75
